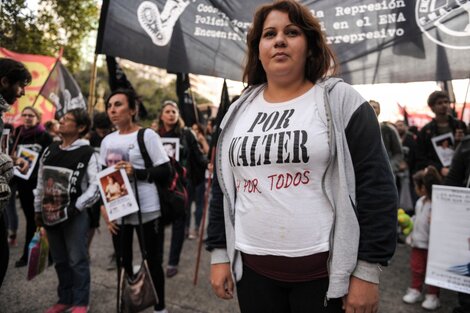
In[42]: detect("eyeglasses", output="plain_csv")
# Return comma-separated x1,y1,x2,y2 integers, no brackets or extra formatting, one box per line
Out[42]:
22,114,36,118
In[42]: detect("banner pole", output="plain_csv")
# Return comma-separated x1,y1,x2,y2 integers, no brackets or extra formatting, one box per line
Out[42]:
88,54,98,117
193,147,215,286
460,76,470,121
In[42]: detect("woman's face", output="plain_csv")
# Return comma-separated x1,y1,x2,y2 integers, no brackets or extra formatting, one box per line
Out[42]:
258,10,309,83
106,93,135,128
160,104,179,129
22,108,39,128
58,113,78,137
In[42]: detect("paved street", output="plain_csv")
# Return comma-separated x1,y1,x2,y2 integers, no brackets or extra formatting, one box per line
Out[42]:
0,212,460,313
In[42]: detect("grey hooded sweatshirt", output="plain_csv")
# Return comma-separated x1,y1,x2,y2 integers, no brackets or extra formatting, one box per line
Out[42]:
210,78,397,299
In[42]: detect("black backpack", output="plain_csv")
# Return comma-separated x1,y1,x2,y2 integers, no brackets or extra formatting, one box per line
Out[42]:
137,128,188,225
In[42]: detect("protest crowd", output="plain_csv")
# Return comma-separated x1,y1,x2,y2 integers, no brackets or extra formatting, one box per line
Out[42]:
1,1,470,313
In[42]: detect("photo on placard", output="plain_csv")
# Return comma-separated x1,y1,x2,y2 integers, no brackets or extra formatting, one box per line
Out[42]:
97,167,138,221
161,137,180,161
100,171,128,203
431,132,455,167
41,166,72,225
14,146,40,180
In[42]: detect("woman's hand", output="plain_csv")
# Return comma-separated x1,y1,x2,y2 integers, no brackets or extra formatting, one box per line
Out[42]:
100,205,119,235
342,276,379,313
14,157,29,174
115,161,134,176
210,263,234,300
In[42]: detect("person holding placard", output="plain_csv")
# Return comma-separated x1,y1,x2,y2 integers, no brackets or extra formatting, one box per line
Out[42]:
0,58,30,287
100,89,171,313
11,106,52,268
445,136,470,313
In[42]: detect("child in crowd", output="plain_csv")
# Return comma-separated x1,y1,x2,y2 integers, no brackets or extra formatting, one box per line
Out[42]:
403,166,442,310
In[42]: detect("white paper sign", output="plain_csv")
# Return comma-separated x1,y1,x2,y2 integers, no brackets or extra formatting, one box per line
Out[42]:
97,167,139,221
431,133,455,167
426,185,470,294
14,146,39,180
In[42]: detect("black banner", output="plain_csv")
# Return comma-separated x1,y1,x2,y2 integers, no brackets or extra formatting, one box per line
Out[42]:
106,56,148,118
96,0,470,84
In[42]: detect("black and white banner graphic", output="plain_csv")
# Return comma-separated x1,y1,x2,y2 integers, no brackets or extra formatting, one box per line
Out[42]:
96,0,470,84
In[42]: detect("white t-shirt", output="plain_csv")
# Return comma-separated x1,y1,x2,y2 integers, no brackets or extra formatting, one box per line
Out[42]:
100,129,169,215
230,86,334,257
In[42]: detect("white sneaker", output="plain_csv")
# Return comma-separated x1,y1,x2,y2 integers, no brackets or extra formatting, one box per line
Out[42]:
422,294,440,310
402,288,423,304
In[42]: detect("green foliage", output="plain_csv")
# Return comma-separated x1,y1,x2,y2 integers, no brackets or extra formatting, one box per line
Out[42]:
0,0,98,72
74,63,178,122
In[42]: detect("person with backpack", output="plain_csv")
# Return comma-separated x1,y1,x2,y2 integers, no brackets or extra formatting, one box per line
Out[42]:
157,100,207,278
100,89,171,313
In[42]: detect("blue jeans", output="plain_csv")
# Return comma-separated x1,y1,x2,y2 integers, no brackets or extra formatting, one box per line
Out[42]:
46,212,90,306
192,181,205,230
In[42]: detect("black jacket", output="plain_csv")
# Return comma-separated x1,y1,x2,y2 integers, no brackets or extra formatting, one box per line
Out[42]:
416,116,467,171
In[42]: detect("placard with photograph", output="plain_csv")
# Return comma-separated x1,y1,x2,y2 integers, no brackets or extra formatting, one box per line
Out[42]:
161,138,180,161
431,133,455,167
1,129,10,154
14,146,40,180
426,185,470,294
41,165,73,225
97,167,139,221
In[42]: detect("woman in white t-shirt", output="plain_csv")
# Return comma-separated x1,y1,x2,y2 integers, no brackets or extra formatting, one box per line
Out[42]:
207,1,397,313
100,89,170,313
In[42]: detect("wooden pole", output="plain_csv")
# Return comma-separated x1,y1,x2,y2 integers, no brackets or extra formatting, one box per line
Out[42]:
460,76,470,121
193,148,215,286
88,54,98,118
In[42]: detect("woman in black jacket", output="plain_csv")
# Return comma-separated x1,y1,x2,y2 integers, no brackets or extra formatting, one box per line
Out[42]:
11,106,52,267
157,100,207,277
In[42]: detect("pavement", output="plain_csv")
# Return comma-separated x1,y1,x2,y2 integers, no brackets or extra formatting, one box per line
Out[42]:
0,211,460,313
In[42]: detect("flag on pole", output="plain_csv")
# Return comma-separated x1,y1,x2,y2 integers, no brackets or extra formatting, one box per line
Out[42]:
106,56,148,118
176,73,197,127
40,62,87,119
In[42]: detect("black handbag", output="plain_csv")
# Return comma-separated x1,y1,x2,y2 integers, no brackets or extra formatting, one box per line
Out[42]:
119,259,158,313
117,175,158,313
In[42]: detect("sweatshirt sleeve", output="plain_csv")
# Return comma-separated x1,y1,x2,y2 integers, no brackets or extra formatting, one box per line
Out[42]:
206,166,227,253
345,102,398,265
74,152,101,211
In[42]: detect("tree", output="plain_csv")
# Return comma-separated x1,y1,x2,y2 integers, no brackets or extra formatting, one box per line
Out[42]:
0,0,98,72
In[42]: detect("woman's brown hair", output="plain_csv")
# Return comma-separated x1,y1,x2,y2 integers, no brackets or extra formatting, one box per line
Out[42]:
243,0,338,86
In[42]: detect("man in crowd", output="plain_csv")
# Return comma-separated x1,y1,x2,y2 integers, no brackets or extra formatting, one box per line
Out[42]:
0,58,31,287
416,91,467,176
370,100,403,176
